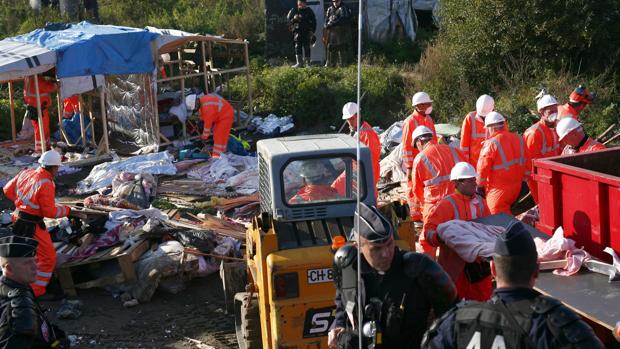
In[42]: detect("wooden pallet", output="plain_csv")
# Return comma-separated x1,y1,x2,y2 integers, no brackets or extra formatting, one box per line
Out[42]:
56,240,149,297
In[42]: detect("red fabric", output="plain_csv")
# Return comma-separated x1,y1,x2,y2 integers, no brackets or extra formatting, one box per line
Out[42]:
63,95,79,118
359,122,381,188
423,192,491,299
289,185,340,203
460,111,486,166
558,103,580,121
32,110,50,152
3,167,71,218
562,137,606,155
455,273,492,301
199,94,234,157
477,130,529,214
524,120,560,203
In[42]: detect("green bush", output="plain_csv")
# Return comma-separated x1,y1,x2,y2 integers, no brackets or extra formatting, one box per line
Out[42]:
0,98,26,142
228,62,407,130
437,0,620,90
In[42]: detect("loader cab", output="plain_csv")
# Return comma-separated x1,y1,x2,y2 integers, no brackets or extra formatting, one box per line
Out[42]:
235,134,381,349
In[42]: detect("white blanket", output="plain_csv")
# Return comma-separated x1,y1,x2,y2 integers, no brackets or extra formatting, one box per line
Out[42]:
437,220,505,263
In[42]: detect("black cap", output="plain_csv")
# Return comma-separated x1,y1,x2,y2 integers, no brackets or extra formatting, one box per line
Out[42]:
494,221,537,257
354,203,393,243
0,235,38,258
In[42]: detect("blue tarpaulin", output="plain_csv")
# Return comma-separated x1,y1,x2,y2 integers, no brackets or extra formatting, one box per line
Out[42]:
7,22,158,78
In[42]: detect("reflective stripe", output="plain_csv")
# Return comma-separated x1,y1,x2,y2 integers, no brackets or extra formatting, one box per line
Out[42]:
471,112,486,139
16,178,51,210
461,146,470,151
201,95,223,112
470,196,485,220
424,175,450,186
528,123,559,155
490,137,526,171
445,196,460,220
449,146,461,163
37,271,53,277
34,280,48,286
419,154,438,177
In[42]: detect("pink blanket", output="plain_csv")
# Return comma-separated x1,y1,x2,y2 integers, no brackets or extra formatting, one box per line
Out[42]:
534,227,590,276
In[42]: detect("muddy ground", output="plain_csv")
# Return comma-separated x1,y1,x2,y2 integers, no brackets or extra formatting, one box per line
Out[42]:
43,274,238,349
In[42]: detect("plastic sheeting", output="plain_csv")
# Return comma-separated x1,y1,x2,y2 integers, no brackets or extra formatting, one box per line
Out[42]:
76,152,177,194
8,22,158,78
366,0,418,43
187,153,258,195
106,74,159,154
0,41,55,83
249,114,295,136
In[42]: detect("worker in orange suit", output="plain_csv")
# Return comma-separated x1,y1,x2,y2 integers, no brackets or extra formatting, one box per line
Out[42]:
558,85,594,121
62,95,80,118
524,94,560,204
199,93,234,158
341,102,381,191
3,150,71,297
460,95,495,167
290,160,340,203
402,91,437,221
411,126,465,255
556,118,606,155
477,112,529,215
23,75,58,153
424,162,492,301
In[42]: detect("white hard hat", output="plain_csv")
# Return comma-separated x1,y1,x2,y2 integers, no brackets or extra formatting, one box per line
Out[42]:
476,94,495,116
411,92,432,106
537,94,558,111
484,111,506,127
342,102,358,120
38,150,62,167
556,118,582,141
450,161,478,180
411,126,433,144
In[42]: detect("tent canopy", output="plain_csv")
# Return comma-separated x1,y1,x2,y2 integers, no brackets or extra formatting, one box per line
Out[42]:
3,21,158,79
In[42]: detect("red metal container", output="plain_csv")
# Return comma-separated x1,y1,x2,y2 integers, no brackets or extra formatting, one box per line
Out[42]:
533,147,620,262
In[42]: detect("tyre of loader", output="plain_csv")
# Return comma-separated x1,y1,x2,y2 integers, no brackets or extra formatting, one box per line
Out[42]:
234,292,262,349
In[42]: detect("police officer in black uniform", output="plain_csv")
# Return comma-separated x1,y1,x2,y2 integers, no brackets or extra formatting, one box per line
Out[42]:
329,203,457,349
287,0,317,68
421,221,604,349
323,0,352,67
0,235,69,348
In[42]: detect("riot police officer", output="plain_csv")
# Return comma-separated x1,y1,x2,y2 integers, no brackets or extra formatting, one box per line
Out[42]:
0,235,69,348
287,0,317,68
421,221,604,349
329,203,457,349
324,0,352,67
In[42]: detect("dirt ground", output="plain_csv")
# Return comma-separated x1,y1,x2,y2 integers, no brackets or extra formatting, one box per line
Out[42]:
42,275,238,349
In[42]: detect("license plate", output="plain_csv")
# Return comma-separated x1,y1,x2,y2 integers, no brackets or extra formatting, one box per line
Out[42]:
307,268,333,284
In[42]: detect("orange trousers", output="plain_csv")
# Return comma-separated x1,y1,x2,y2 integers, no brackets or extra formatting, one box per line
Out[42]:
32,225,57,297
32,109,50,153
486,183,521,215
455,273,492,301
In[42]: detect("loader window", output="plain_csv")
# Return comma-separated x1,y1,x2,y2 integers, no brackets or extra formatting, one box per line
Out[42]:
284,157,366,205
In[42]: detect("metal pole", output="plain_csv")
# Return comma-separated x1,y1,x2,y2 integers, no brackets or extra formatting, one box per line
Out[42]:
201,41,209,94
8,82,16,143
33,74,47,152
78,96,87,149
99,88,109,154
356,1,363,348
244,41,254,120
56,91,71,145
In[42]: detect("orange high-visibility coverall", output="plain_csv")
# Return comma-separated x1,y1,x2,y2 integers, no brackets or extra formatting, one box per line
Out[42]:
561,137,606,155
460,111,487,167
412,142,465,254
477,130,529,215
63,95,80,118
401,111,437,220
3,167,71,297
523,121,560,203
24,76,57,152
558,103,581,121
332,121,381,197
289,185,340,204
199,94,234,158
424,192,491,301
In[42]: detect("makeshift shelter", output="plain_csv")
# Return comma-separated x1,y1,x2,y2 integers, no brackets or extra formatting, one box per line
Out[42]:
0,22,253,155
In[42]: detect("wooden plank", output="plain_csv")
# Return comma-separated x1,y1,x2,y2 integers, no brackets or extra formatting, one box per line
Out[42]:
118,254,137,283
128,240,149,262
539,259,568,271
64,153,113,168
56,268,77,297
